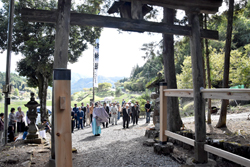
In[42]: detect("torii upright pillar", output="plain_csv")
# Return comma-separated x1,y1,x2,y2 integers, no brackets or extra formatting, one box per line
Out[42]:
52,0,72,167
188,10,207,163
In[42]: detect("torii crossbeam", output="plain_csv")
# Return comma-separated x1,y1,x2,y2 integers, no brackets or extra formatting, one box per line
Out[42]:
20,0,222,166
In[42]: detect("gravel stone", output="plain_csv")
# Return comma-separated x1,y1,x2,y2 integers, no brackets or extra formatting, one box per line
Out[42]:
72,119,180,167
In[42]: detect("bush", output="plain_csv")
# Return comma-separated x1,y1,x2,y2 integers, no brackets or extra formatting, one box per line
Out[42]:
115,87,122,97
0,93,2,101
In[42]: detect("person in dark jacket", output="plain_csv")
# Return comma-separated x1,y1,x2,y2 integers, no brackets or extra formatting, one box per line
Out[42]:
102,103,109,128
8,108,16,134
8,125,15,142
71,108,75,133
145,100,151,123
73,104,79,128
77,107,84,130
81,103,86,127
122,105,130,129
0,113,4,145
132,103,140,125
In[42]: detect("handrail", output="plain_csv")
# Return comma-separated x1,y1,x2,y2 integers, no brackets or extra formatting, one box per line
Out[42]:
163,88,250,100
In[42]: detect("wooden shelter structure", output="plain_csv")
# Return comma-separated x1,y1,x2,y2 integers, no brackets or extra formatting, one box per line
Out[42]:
20,0,225,166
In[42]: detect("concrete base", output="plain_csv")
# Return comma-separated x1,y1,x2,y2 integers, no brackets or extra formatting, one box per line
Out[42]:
27,134,39,140
24,138,42,144
49,158,55,167
186,158,217,167
154,142,174,155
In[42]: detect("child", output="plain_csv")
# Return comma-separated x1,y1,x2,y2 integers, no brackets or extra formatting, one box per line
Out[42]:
22,126,29,140
42,119,51,134
8,125,15,142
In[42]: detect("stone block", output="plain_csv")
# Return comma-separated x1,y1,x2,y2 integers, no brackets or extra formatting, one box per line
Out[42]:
143,139,155,147
25,138,42,144
154,142,174,155
21,160,31,167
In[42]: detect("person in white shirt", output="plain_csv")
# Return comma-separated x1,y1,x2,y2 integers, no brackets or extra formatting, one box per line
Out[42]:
16,107,25,133
110,103,118,125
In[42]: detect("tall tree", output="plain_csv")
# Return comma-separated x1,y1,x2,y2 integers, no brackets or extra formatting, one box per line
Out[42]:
0,0,102,122
216,0,235,128
163,8,183,132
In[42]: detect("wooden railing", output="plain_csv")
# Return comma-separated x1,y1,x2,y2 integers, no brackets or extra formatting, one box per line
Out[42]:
160,87,250,166
164,88,250,100
165,130,250,166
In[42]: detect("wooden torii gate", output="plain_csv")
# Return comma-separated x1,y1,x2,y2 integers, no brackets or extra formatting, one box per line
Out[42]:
21,0,222,166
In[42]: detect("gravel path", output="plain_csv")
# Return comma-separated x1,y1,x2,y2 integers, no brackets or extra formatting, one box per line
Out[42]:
72,118,180,167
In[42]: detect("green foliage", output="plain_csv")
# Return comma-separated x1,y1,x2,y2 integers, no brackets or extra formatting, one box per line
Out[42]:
115,87,122,97
14,88,19,96
0,93,2,101
0,72,27,90
176,56,193,89
98,82,112,92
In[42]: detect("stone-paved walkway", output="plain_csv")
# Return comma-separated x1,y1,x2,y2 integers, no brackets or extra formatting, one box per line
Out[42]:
72,118,180,167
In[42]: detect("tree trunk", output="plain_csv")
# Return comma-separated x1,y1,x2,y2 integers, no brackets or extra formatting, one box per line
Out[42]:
216,0,234,128
163,7,183,132
205,14,212,124
200,13,206,88
37,73,49,123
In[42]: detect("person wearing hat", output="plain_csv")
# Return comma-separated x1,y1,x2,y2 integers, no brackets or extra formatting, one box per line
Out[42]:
110,103,118,125
122,104,130,129
145,100,151,123
92,102,109,136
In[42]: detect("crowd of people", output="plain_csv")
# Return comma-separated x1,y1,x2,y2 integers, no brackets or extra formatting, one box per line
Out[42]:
0,106,51,145
71,99,152,136
0,99,152,144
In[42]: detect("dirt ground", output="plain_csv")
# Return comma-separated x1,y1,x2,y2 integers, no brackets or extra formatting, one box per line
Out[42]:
183,104,250,145
0,104,249,167
0,135,51,167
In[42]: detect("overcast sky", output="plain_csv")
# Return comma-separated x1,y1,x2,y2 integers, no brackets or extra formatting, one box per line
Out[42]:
0,1,227,78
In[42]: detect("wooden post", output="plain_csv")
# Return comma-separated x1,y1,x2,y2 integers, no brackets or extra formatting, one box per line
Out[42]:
54,69,72,167
51,0,72,167
188,10,207,163
131,0,143,19
159,82,167,144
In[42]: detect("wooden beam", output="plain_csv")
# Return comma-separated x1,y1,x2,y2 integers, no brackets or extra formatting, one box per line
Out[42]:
21,8,219,40
123,0,223,14
201,89,250,100
204,144,250,167
164,89,193,98
165,130,195,146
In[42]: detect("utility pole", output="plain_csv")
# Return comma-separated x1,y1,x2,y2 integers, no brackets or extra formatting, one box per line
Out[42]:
3,0,15,145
